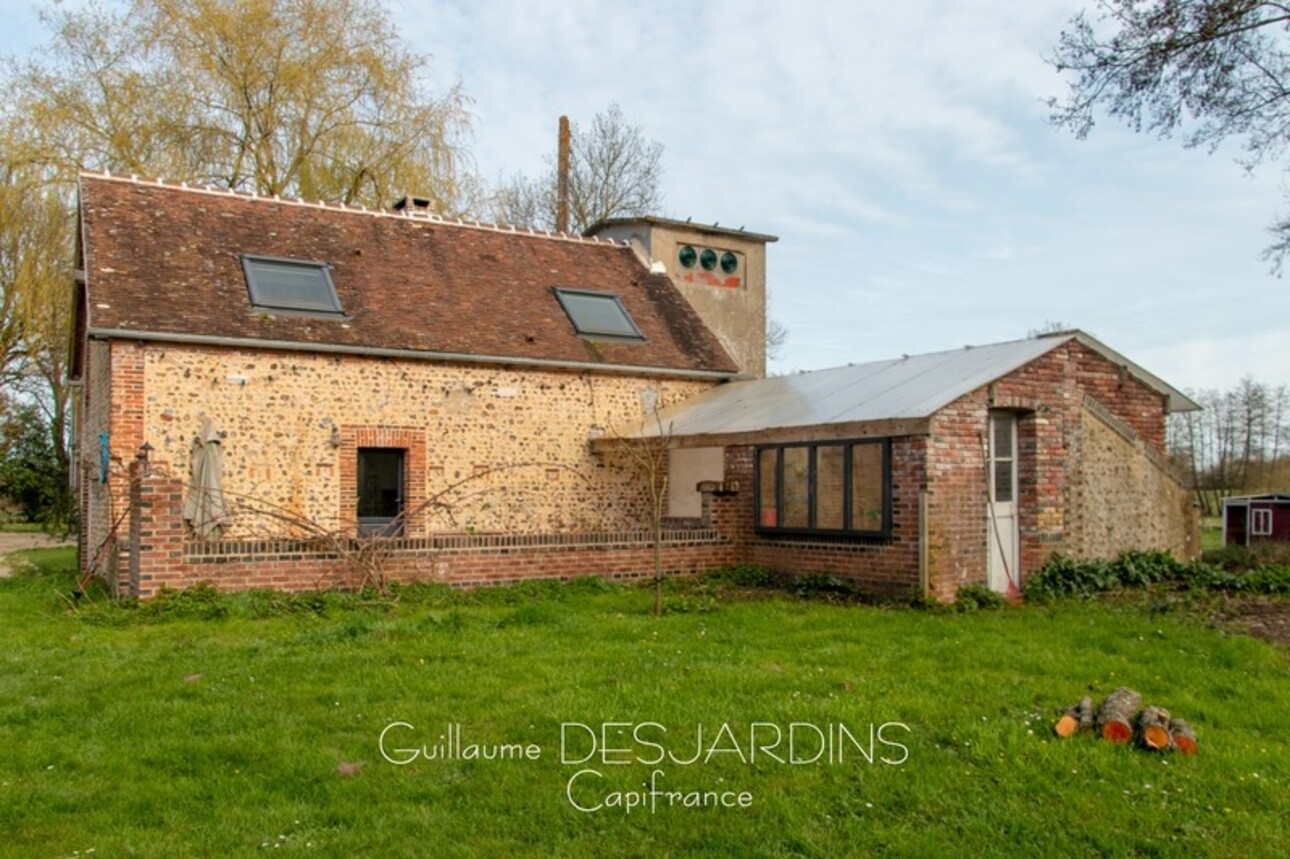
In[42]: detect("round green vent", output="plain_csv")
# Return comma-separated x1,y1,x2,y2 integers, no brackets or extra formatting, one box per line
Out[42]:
699,248,718,271
678,245,697,268
720,252,738,274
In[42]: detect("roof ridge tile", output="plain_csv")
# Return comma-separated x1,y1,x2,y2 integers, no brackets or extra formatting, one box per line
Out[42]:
77,169,630,248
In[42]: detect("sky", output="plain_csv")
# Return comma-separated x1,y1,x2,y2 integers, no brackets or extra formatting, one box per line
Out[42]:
3,0,1287,393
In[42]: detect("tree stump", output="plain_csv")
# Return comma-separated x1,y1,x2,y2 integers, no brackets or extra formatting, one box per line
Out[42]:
1168,718,1198,755
1096,687,1142,744
1137,706,1172,750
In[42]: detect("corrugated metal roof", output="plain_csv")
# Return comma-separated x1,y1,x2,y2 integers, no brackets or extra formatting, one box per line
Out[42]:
622,332,1197,441
1223,493,1290,504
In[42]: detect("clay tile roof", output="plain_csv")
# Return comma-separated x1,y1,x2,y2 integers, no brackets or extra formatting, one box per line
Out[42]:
77,173,738,377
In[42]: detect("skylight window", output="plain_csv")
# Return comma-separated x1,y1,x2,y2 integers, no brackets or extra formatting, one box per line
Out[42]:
241,255,342,315
553,288,644,340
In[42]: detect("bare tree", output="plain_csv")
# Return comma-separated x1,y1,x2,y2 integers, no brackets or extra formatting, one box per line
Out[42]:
1167,375,1290,513
1047,1,1290,269
492,104,663,234
171,460,592,595
766,317,790,363
1027,320,1072,338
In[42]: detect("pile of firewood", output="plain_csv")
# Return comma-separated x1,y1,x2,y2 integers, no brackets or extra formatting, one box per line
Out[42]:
1053,687,1198,754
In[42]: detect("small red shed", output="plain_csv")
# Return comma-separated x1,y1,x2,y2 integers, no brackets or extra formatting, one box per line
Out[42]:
1222,493,1290,547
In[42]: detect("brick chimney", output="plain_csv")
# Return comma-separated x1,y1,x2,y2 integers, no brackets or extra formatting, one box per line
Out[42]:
392,195,433,212
585,217,777,378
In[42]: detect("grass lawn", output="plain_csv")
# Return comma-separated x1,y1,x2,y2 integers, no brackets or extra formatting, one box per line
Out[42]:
1201,517,1223,552
2,549,1287,857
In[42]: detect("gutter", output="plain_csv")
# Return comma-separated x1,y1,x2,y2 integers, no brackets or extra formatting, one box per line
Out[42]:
85,327,740,382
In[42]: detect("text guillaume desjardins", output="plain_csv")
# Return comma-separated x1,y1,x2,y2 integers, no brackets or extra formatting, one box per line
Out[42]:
380,721,911,814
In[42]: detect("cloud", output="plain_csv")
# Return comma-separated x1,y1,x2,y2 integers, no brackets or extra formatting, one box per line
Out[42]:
1136,330,1290,392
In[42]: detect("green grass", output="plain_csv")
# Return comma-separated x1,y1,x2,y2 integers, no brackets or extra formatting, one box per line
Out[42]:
0,522,49,532
2,548,1288,857
1201,517,1223,552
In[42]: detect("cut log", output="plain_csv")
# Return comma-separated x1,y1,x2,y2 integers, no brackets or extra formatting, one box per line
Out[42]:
1056,695,1097,737
1055,706,1080,738
1077,695,1094,733
1137,705,1172,751
1097,687,1142,744
1168,718,1198,755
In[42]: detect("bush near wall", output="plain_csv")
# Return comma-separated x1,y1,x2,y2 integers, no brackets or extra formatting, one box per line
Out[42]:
1024,550,1290,602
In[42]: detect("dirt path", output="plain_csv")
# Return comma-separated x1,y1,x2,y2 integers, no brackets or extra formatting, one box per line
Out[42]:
1216,599,1290,648
0,532,76,577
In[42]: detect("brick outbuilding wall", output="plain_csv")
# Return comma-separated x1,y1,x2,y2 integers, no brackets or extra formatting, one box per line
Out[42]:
693,341,1196,603
717,440,927,598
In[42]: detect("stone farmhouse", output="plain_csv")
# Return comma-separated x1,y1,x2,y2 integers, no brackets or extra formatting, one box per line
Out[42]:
71,172,1199,600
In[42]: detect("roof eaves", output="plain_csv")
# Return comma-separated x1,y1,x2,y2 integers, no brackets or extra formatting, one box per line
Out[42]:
85,327,740,382
586,215,779,244
1047,330,1200,412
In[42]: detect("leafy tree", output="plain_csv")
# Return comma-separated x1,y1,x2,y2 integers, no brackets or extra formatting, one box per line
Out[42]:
1048,0,1290,267
0,397,70,526
492,104,664,234
0,168,72,512
3,0,478,209
0,172,29,390
1,0,480,527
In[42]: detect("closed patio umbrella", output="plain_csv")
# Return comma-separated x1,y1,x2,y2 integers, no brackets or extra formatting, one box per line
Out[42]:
182,419,231,539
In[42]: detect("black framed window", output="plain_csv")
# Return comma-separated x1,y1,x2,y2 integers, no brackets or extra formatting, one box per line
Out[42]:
242,254,343,315
755,439,891,537
357,448,404,537
552,287,644,340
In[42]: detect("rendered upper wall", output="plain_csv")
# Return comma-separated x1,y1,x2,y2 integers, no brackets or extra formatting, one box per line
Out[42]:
588,218,775,379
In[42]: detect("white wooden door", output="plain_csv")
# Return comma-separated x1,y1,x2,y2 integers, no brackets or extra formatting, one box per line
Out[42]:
987,411,1019,594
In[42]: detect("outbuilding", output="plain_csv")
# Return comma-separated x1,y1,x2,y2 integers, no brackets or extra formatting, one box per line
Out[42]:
615,331,1202,600
1222,494,1290,547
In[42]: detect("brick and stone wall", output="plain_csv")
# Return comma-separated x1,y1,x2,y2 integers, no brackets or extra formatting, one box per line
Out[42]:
126,468,736,597
120,341,710,539
1070,404,1200,561
88,338,730,595
92,336,1198,601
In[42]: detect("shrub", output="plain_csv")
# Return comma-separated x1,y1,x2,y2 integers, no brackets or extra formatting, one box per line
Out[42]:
953,584,1007,612
791,573,858,602
1026,551,1290,601
720,564,781,588
1237,565,1290,595
139,584,230,620
1023,554,1116,601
